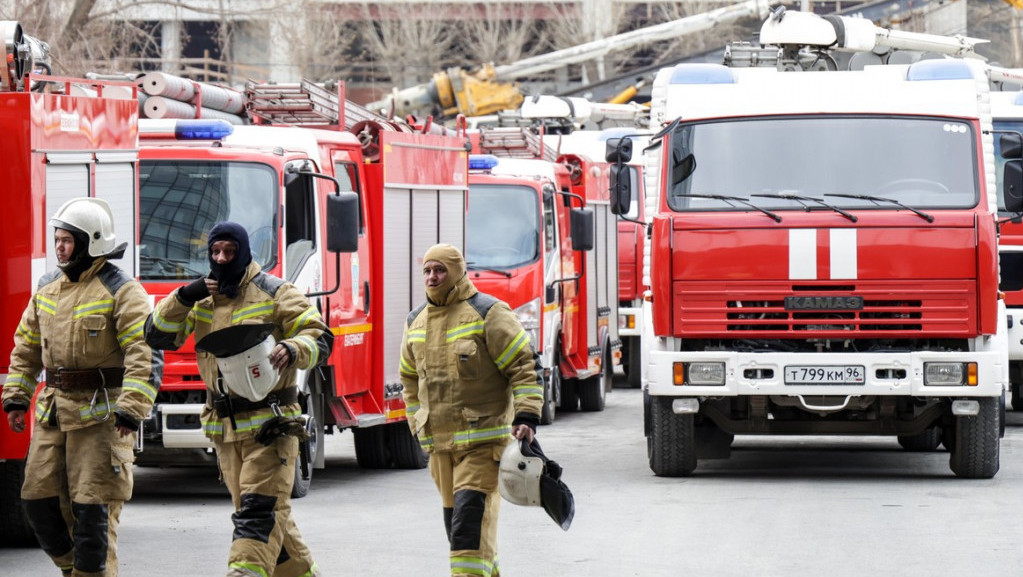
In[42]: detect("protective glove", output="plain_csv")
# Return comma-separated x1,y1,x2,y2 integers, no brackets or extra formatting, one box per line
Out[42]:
254,415,310,446
512,412,540,434
176,277,210,304
114,410,140,432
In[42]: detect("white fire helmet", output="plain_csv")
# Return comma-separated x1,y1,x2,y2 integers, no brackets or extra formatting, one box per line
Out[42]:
498,439,544,507
49,197,123,257
195,324,281,402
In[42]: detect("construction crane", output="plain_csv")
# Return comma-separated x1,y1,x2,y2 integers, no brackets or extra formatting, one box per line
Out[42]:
366,0,771,121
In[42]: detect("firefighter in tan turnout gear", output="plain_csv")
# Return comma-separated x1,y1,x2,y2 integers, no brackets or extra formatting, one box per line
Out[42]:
2,198,163,577
399,244,544,577
144,221,331,577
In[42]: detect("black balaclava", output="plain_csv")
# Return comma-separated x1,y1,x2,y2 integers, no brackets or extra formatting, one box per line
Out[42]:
207,221,252,299
57,227,95,282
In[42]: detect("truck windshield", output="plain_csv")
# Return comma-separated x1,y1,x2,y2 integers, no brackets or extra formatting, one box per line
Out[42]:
138,160,278,281
665,115,978,213
466,183,540,269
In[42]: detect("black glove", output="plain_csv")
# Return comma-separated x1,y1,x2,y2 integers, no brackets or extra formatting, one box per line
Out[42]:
176,277,210,304
114,411,140,431
2,401,28,414
254,415,310,446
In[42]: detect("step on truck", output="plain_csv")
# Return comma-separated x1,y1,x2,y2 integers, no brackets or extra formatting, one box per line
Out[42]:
608,57,1016,479
0,20,140,543
135,85,469,494
466,127,619,424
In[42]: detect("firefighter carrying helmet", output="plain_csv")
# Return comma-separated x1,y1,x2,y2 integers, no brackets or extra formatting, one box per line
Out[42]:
195,323,281,402
499,438,575,531
49,197,127,258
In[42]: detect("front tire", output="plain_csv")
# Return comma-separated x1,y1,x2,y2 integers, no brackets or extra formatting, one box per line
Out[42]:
353,425,390,469
388,422,428,469
625,337,642,389
949,397,1000,479
649,396,697,477
579,346,611,412
540,361,559,426
290,413,317,499
897,424,942,452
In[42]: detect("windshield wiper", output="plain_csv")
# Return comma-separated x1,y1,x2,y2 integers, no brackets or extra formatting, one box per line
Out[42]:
751,193,858,222
680,194,782,222
466,263,513,278
140,254,205,277
823,193,934,223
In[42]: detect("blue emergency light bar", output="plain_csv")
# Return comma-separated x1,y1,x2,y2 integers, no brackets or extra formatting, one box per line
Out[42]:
139,119,234,140
906,59,974,82
669,63,736,85
469,154,500,170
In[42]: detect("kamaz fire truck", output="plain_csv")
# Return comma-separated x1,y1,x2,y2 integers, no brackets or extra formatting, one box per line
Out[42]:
610,56,1015,479
466,128,619,424
134,84,468,494
0,21,139,543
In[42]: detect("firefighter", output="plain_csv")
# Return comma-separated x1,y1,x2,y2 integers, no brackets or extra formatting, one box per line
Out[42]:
399,243,544,577
143,221,330,577
1,197,163,577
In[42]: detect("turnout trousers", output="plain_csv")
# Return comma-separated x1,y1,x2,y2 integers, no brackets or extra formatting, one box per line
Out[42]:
429,443,504,577
21,419,134,577
216,435,318,577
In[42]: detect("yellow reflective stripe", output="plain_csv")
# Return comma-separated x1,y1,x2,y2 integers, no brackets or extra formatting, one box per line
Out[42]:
453,426,512,445
123,378,158,402
4,374,37,395
231,301,274,323
295,564,320,577
495,330,529,370
293,334,319,366
228,563,268,577
407,329,426,343
451,556,495,577
399,355,417,376
79,401,113,422
419,435,434,449
203,419,224,435
73,299,114,319
185,316,195,333
16,322,40,344
152,309,182,332
513,384,543,398
205,409,302,436
35,400,51,422
193,307,213,324
117,319,146,345
446,321,484,342
286,308,318,339
405,401,419,415
35,294,56,315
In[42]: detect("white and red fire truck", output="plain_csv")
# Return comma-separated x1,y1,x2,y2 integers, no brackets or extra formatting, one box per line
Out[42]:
610,55,1014,479
993,89,1023,411
466,128,619,423
134,86,469,494
0,21,140,543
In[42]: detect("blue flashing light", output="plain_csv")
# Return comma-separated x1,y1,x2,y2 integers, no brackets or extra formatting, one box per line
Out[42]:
469,154,500,171
1015,92,1023,106
669,63,735,85
906,59,974,82
175,119,234,140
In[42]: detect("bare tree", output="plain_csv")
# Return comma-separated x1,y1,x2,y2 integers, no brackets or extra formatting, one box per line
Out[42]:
456,2,546,67
357,2,457,87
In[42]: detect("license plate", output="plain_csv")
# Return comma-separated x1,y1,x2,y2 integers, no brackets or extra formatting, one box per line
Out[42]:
784,365,865,385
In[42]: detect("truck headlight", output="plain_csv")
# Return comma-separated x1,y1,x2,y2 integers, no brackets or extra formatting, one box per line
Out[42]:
513,298,541,350
686,362,725,386
924,362,977,386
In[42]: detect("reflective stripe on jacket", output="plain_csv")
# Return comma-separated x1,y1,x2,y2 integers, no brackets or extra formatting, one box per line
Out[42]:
399,274,543,453
144,261,332,442
2,259,163,430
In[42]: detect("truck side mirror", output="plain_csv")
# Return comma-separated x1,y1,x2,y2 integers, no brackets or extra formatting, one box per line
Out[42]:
325,192,359,253
1001,133,1023,160
1004,160,1023,214
609,163,632,215
570,208,594,252
605,137,632,163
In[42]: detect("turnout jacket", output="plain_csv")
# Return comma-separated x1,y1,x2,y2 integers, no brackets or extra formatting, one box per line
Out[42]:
2,258,163,430
145,261,332,442
399,273,544,453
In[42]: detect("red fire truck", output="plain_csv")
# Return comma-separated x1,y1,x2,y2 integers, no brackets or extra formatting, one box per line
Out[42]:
993,89,1023,412
0,23,139,542
466,128,619,424
134,90,468,494
609,57,1013,479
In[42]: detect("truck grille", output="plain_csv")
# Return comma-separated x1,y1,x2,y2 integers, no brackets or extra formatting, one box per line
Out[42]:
674,281,976,337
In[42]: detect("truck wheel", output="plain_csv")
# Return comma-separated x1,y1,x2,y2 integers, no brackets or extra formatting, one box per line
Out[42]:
540,362,559,426
948,397,1000,479
559,380,580,412
0,460,36,546
290,413,317,499
579,351,609,412
649,396,697,477
1011,382,1022,411
388,422,428,469
897,425,941,452
353,426,391,469
625,337,642,389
